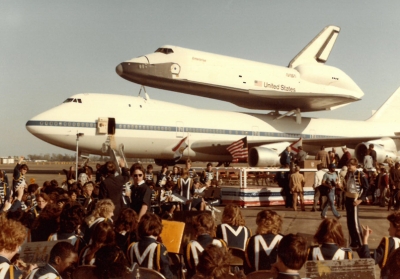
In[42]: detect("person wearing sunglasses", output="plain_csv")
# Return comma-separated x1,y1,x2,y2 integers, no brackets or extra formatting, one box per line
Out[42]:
130,163,152,221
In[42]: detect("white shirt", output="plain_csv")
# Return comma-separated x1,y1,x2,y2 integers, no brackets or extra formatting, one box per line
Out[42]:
314,170,326,188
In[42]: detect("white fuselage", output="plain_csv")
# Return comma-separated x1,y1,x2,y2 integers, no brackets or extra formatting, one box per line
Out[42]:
26,93,400,164
116,45,364,112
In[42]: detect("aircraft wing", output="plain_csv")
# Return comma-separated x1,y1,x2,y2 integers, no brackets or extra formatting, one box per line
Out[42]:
190,136,400,155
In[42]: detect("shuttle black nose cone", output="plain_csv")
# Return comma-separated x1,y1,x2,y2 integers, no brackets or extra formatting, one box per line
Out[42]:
116,63,124,76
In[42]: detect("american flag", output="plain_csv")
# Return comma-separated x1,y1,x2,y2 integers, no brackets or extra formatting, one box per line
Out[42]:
254,80,262,87
227,137,248,160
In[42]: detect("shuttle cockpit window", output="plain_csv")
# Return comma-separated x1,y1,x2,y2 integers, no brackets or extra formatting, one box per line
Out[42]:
63,98,74,103
155,48,174,54
63,98,82,103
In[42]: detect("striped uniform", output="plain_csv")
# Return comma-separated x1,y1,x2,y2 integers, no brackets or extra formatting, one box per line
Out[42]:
307,244,352,260
27,264,61,279
0,256,23,279
245,233,283,273
216,224,251,250
344,170,369,249
127,236,173,279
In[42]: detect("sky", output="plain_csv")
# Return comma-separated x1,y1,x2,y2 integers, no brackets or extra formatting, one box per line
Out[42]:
2,1,400,157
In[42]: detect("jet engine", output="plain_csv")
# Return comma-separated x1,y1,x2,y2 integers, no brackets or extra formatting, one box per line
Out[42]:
354,138,398,163
248,142,290,167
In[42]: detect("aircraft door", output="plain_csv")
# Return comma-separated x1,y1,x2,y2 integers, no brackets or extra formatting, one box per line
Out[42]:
97,117,116,135
176,121,184,138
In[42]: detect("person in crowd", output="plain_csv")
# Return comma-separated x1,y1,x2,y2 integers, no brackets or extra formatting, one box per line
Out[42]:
245,209,283,273
369,144,378,168
193,245,234,279
30,202,61,242
216,204,251,250
99,160,130,221
79,221,115,266
177,169,194,210
295,146,307,168
77,181,96,214
114,208,138,253
308,218,352,260
321,164,341,219
330,148,340,165
201,163,215,186
271,234,308,279
83,199,115,244
279,146,292,167
0,170,11,212
92,245,130,279
130,163,152,221
336,166,347,210
26,183,39,209
145,164,155,183
95,163,103,184
389,162,400,210
191,179,206,211
363,149,374,173
316,146,330,168
185,212,226,278
376,167,389,207
12,156,28,197
344,158,369,249
31,192,49,218
156,164,169,187
338,147,352,168
311,164,325,212
160,180,178,218
28,241,78,279
360,211,400,278
67,189,78,202
169,165,181,188
48,202,86,251
127,212,174,279
0,215,29,279
183,159,198,179
63,165,76,188
290,166,305,211
276,167,292,208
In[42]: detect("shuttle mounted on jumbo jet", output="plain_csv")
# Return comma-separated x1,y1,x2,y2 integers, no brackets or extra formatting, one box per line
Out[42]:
116,26,364,114
26,86,400,167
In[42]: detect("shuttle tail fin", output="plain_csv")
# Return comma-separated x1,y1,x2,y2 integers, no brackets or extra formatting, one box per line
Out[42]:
288,25,340,68
367,87,400,123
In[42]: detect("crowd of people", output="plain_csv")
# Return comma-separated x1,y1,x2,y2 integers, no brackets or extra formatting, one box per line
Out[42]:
1,151,400,279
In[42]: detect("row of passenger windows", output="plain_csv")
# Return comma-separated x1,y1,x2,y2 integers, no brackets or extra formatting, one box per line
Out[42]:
40,121,95,127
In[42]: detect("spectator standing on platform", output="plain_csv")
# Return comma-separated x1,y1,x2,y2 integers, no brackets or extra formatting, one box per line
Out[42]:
311,164,325,212
316,146,330,168
280,146,292,167
290,166,305,211
99,160,130,220
344,158,369,249
295,146,307,168
338,147,352,168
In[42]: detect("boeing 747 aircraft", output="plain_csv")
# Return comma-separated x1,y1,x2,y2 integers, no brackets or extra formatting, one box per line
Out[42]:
26,87,400,167
116,26,364,114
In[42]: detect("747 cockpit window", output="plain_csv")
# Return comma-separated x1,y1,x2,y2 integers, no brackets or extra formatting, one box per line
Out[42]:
155,48,174,54
63,98,82,103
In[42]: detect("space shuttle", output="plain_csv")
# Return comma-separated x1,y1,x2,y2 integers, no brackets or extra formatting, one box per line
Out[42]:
116,26,364,114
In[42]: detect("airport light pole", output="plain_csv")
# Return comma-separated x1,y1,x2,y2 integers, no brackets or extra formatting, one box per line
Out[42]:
75,133,84,181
